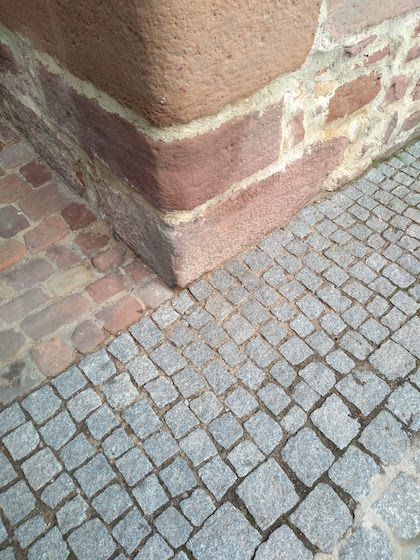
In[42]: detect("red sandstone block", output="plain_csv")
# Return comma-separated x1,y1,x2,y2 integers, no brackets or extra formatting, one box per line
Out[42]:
75,232,110,256
0,205,30,238
86,274,126,303
406,44,420,62
288,112,305,147
71,320,106,353
96,295,144,334
0,239,27,272
0,288,49,323
124,261,152,284
45,246,81,268
385,75,411,105
383,112,398,143
402,110,420,132
327,74,381,122
40,68,284,211
413,80,420,101
344,36,376,56
0,142,35,170
61,202,96,230
18,181,73,221
92,247,125,272
31,336,73,376
20,160,52,188
364,46,390,65
0,328,25,361
0,43,20,74
24,214,69,253
0,174,31,204
2,257,54,292
21,293,90,340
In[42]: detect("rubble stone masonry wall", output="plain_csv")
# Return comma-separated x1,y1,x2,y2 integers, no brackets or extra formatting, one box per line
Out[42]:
0,0,419,286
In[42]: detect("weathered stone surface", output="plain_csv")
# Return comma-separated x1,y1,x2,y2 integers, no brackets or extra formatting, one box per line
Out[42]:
338,527,393,560
326,0,418,38
1,0,320,125
327,74,381,121
41,68,283,211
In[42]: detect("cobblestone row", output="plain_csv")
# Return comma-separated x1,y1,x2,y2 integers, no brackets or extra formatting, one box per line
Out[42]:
0,141,419,559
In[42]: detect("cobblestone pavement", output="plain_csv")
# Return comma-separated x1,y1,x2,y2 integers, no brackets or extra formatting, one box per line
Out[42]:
0,119,172,403
0,138,419,559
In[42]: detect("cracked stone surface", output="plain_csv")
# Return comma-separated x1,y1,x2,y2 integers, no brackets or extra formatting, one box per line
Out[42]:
1,137,420,559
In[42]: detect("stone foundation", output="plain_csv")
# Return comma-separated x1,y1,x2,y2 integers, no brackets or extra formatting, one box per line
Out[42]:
1,1,419,286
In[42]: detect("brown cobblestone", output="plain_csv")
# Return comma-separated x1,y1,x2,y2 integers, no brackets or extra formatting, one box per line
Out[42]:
30,336,74,376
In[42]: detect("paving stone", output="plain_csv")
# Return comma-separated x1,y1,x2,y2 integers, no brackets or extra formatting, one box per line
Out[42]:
359,318,389,344
15,514,47,548
299,362,336,396
272,301,298,321
390,291,418,317
0,451,16,488
336,369,390,416
107,334,139,364
360,410,410,465
225,387,258,418
244,411,283,454
183,340,215,368
92,484,133,523
190,392,223,423
317,285,351,313
209,413,243,450
180,428,217,466
0,480,35,524
237,362,266,390
218,339,246,366
292,381,320,412
22,386,61,424
290,483,352,553
52,367,87,399
184,306,212,329
280,405,307,435
254,525,313,560
202,360,235,394
102,428,133,459
187,502,261,560
133,474,169,515
160,457,196,497
290,314,315,337
79,349,116,385
67,388,101,422
259,319,287,346
392,316,420,358
86,404,118,440
326,349,355,374
227,440,264,477
41,474,75,508
56,495,89,534
329,445,380,500
199,456,237,500
173,367,205,398
340,330,373,360
145,377,178,408
369,340,416,380
28,527,69,560
209,268,235,291
311,395,360,449
282,428,335,486
165,402,199,438
59,433,96,470
67,519,115,560
382,263,415,288
342,303,368,328
74,454,115,498
21,447,62,490
142,432,179,468
366,295,389,317
129,317,164,349
172,291,194,314
205,293,234,320
112,508,150,554
0,403,25,437
3,421,40,460
150,342,187,375
237,459,298,530
169,324,195,348
254,285,278,307
189,279,213,301
127,355,159,386
257,383,291,415
152,305,179,328
135,534,173,560
374,473,419,539
116,447,153,486
154,506,192,548
180,488,216,526
223,314,254,344
200,322,227,347
279,336,313,365
270,359,296,388
338,527,393,560
386,383,420,429
122,399,162,439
